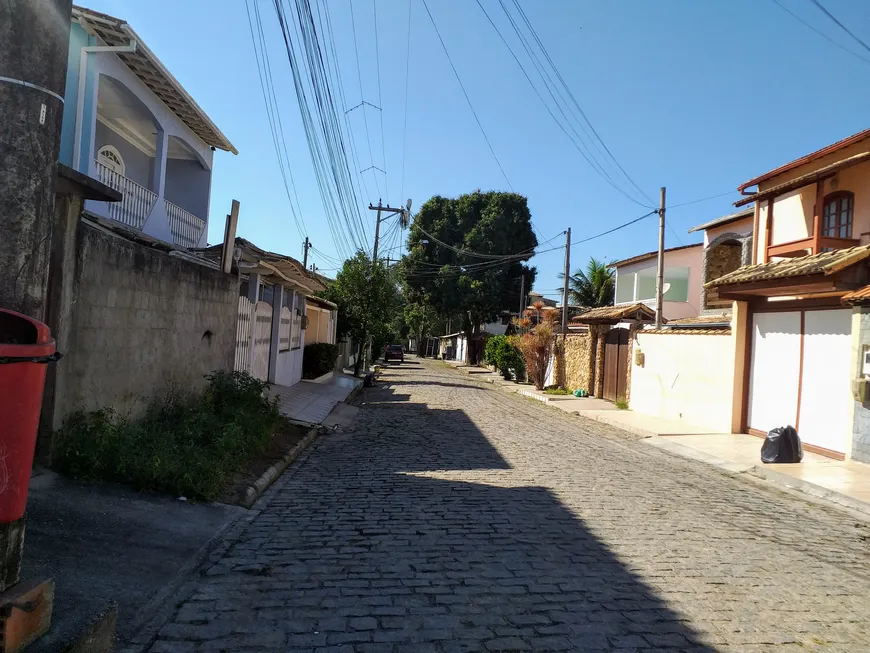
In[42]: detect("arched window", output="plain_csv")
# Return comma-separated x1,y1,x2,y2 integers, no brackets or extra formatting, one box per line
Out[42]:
97,145,125,176
823,191,854,239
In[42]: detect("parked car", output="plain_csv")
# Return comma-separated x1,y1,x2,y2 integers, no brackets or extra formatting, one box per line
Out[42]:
384,344,404,363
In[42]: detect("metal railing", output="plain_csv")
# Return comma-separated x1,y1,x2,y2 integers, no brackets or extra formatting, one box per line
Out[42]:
94,160,157,229
165,199,206,248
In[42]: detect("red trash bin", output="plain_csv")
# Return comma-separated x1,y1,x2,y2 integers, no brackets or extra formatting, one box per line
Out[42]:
0,309,61,523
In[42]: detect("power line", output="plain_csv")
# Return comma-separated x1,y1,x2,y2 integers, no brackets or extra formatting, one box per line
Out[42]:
506,0,655,207
348,0,382,198
400,0,412,202
666,190,735,210
373,0,389,202
421,0,513,189
769,0,870,64
808,0,870,56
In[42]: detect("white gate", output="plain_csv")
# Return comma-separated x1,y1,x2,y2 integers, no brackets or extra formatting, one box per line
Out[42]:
234,296,254,373
251,301,272,381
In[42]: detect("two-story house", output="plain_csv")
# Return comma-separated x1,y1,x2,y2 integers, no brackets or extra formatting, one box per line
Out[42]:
610,243,703,321
59,6,236,248
707,129,870,461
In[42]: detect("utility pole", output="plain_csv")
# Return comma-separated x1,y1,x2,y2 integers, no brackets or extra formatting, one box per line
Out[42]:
518,274,525,319
0,0,73,320
561,228,571,337
366,200,411,369
302,236,311,269
655,187,666,329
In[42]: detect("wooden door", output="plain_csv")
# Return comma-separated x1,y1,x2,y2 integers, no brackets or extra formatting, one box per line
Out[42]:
603,328,630,402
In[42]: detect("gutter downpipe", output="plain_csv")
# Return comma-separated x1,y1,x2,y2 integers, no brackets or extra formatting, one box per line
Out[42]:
72,40,138,172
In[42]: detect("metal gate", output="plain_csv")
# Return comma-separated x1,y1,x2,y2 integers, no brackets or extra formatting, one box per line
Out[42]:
602,328,629,403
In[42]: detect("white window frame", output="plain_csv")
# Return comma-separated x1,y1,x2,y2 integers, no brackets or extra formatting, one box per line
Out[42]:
97,144,125,176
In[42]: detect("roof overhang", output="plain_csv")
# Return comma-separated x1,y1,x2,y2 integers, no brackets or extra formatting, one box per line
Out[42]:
571,303,657,325
608,243,701,269
306,295,337,310
72,5,237,154
735,152,870,207
687,207,754,234
738,128,870,193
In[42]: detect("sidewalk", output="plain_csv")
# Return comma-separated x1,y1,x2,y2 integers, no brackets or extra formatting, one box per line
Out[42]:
439,359,870,516
648,432,870,515
269,372,362,425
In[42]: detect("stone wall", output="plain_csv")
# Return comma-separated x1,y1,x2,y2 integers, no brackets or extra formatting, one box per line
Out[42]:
701,232,752,311
48,221,237,430
852,308,870,462
564,333,592,392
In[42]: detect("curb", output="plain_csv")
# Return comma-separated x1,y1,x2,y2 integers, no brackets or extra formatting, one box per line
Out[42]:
644,435,870,517
241,427,320,508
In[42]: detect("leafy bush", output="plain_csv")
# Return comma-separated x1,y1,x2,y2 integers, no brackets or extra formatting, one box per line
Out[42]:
544,388,571,395
302,342,339,379
52,371,280,501
518,309,557,390
484,335,525,380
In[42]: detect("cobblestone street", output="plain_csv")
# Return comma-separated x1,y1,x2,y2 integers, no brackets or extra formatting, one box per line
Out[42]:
149,359,870,652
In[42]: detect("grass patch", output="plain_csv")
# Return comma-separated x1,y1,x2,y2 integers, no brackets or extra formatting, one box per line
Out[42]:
615,400,629,410
543,388,571,395
52,371,280,501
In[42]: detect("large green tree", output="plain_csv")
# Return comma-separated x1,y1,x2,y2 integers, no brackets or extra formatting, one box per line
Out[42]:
403,191,537,363
323,251,402,374
562,257,614,308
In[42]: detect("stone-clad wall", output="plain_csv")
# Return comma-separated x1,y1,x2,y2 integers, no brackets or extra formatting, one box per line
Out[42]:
564,333,592,393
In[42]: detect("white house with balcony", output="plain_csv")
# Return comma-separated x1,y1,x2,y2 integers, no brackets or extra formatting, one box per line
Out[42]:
58,5,236,248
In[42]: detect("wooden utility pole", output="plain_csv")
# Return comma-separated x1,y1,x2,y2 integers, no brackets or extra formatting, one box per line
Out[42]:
561,228,571,337
302,236,311,269
655,187,666,329
0,0,73,320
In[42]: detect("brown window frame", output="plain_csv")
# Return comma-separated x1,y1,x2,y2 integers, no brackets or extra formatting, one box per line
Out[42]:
822,191,854,239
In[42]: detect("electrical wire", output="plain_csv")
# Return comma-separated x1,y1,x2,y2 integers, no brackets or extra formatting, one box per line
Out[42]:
349,0,382,198
400,0,412,202
373,0,389,202
768,0,870,64
421,0,513,189
808,0,870,56
506,0,655,207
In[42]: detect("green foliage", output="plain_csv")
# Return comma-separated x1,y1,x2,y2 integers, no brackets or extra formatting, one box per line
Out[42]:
302,342,339,379
615,400,629,410
543,387,571,395
323,251,403,371
403,191,537,349
52,371,280,500
484,334,525,380
562,257,615,308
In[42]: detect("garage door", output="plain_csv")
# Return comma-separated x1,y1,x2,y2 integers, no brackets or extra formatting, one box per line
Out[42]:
748,309,852,457
798,309,852,455
748,311,801,435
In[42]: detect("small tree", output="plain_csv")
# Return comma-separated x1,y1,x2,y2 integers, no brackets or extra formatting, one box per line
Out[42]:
484,334,524,380
516,303,556,390
561,257,615,308
323,251,402,375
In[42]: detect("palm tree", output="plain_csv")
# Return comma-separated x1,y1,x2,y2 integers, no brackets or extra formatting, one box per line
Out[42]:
560,257,614,308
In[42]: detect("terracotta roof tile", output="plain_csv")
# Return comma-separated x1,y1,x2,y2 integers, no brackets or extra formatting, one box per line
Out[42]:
571,303,656,324
705,245,870,289
842,285,870,303
667,315,732,325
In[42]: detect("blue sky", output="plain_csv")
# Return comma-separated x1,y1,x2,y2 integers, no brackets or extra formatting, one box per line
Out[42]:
84,0,870,299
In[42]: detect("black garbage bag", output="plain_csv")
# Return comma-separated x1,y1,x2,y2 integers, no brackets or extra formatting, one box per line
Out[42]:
760,425,803,464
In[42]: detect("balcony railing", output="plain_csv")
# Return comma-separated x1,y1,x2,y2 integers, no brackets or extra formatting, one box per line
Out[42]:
94,160,157,230
166,199,206,248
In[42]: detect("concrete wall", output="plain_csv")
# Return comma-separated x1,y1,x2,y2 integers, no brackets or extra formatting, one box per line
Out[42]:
50,221,237,426
630,330,736,432
614,245,703,320
703,216,754,248
94,121,154,188
165,157,210,219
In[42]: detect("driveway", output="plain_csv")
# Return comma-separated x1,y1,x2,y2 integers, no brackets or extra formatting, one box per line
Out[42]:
145,359,870,652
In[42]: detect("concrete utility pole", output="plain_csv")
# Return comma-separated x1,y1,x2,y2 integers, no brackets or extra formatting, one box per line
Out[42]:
366,200,410,369
518,274,525,319
302,236,311,269
655,187,666,329
561,227,571,337
0,0,73,321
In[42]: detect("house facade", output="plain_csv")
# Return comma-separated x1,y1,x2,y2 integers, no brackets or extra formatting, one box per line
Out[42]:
611,244,703,321
59,6,235,249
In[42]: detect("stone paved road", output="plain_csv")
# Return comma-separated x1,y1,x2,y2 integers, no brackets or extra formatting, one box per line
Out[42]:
148,360,870,652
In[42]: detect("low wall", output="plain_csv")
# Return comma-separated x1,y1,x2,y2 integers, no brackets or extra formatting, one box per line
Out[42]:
629,330,735,432
50,221,237,427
